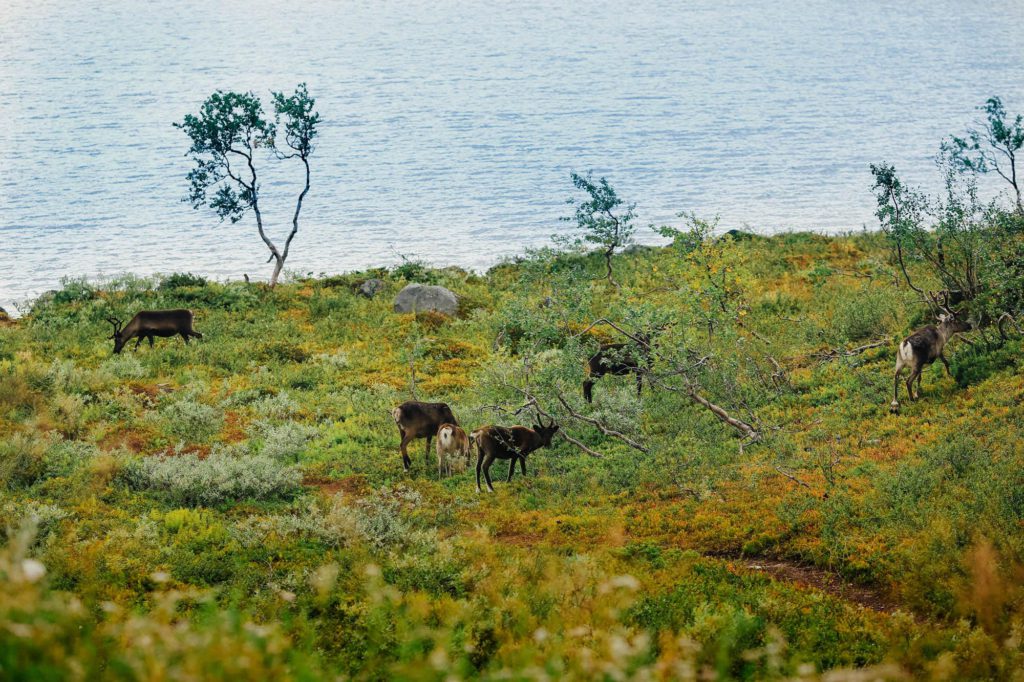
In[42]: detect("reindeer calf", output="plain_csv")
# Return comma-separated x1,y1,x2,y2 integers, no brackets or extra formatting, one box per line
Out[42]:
435,423,471,479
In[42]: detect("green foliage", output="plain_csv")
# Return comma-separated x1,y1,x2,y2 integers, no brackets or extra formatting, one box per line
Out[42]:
121,451,302,506
562,171,637,281
176,84,321,284
159,272,209,289
943,96,1024,211
161,397,223,443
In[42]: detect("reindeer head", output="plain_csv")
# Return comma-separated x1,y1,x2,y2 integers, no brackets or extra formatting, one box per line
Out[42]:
107,317,126,354
532,415,560,446
929,291,972,337
937,311,971,336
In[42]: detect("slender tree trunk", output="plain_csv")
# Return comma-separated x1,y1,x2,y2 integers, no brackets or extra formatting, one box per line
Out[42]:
268,157,311,287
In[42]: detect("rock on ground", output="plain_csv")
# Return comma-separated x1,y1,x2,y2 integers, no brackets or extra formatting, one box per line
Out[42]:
393,284,459,315
358,278,386,299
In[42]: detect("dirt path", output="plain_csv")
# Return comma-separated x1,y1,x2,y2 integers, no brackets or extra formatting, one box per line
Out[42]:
726,555,904,615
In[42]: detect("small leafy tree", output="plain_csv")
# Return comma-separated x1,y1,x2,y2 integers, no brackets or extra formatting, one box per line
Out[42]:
943,96,1023,213
562,172,636,286
176,84,321,286
871,158,1024,332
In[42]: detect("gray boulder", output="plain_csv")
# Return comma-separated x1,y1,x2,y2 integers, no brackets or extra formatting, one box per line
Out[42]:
393,284,459,315
357,278,386,299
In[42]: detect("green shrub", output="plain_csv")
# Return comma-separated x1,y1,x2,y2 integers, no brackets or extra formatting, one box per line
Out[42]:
251,421,318,462
159,272,209,289
121,452,302,506
100,354,147,380
0,433,48,490
161,398,223,443
43,440,97,479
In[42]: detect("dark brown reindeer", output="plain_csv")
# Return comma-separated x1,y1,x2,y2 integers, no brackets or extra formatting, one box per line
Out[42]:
107,310,202,354
890,306,971,414
583,341,649,403
391,401,458,472
471,416,559,493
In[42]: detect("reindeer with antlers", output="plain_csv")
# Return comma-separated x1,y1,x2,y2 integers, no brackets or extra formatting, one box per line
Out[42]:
471,415,559,493
106,310,203,354
890,292,971,414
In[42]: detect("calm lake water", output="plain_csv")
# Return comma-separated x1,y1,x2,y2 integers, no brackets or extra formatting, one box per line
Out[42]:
1,0,1022,310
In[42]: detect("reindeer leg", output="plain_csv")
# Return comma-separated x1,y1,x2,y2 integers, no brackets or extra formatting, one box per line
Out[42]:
520,456,527,476
506,458,516,482
148,335,155,348
482,455,496,493
181,332,190,345
907,369,919,400
399,431,412,472
475,449,485,493
891,365,903,413
939,353,953,379
916,370,923,398
134,336,143,350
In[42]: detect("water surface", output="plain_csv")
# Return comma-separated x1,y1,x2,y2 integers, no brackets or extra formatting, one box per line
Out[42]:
1,0,1022,309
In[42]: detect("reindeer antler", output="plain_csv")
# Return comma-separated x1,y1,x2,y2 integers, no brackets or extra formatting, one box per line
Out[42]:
927,290,954,317
106,317,123,333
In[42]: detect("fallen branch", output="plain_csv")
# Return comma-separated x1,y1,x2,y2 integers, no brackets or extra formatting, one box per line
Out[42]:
813,339,887,363
774,465,811,489
555,392,649,453
559,431,604,458
998,312,1024,340
648,375,760,442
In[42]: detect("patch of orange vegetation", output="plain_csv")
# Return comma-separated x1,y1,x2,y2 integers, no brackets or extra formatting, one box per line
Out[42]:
305,474,370,497
222,410,247,442
98,429,152,453
157,443,211,458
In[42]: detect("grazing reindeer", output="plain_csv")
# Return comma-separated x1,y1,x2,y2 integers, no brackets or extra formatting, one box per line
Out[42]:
107,310,202,354
435,423,472,479
583,341,649,403
392,401,457,472
472,416,559,493
890,310,971,414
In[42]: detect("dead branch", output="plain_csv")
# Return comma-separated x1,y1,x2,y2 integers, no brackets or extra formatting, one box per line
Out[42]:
813,339,887,363
774,465,811,489
998,312,1024,340
554,392,649,453
648,374,760,442
558,431,604,458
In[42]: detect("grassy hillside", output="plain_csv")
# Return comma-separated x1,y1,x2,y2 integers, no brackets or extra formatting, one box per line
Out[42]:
2,231,1024,680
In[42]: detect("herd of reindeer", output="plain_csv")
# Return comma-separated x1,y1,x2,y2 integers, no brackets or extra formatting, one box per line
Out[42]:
103,295,973,491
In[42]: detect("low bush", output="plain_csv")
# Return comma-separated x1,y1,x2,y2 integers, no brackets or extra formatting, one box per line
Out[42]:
120,451,302,506
161,398,223,443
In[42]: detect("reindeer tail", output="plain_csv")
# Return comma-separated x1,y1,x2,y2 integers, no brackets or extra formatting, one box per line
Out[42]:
391,406,403,424
438,424,454,448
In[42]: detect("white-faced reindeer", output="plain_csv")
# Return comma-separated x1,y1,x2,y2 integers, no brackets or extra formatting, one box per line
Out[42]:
471,416,559,493
435,423,472,479
890,298,971,414
107,310,202,354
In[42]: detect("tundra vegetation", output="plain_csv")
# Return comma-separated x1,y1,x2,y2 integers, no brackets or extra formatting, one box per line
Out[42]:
3,104,1024,680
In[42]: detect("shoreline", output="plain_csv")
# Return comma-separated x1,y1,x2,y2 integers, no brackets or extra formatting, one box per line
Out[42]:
1,226,879,318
